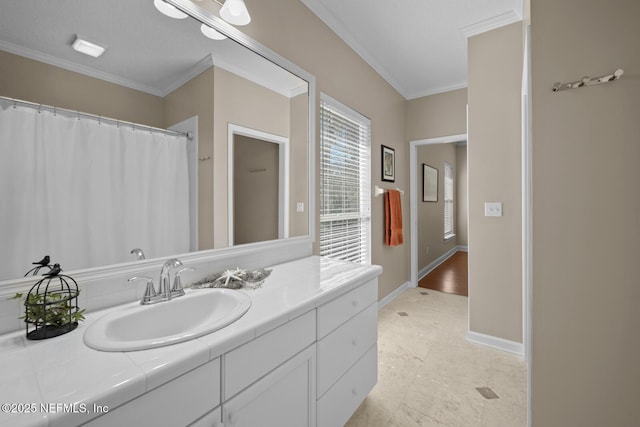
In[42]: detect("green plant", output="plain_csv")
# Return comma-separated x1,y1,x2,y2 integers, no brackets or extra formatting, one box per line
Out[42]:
12,292,85,327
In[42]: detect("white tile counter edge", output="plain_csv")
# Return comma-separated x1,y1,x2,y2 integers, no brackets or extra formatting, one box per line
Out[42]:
0,256,382,427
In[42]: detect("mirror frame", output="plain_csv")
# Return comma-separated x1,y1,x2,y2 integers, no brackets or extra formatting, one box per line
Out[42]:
0,0,316,293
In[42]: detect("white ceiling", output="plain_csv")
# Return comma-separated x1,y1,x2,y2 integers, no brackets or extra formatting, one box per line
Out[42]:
301,0,523,99
0,0,306,99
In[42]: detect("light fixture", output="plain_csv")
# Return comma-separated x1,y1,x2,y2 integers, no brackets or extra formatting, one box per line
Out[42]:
219,0,251,26
153,0,188,19
72,34,106,58
200,23,227,40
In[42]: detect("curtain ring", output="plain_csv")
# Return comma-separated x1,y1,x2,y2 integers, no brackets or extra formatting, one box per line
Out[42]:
53,107,57,116
38,104,42,114
77,111,80,121
13,100,17,109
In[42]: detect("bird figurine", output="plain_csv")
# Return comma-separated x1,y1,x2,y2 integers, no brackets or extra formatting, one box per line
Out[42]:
32,255,50,266
44,263,63,277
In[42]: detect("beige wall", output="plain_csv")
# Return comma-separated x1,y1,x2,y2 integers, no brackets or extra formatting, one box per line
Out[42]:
289,93,309,237
163,68,215,250
455,144,468,247
0,50,164,127
407,88,467,141
227,0,409,299
468,22,523,343
416,143,458,271
531,0,640,425
213,66,291,248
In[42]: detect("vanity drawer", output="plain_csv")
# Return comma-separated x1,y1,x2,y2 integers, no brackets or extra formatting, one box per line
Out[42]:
317,302,377,397
317,278,377,339
86,358,220,427
317,344,377,427
224,310,315,399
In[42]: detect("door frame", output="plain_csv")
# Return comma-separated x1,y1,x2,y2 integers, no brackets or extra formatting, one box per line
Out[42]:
227,123,289,246
409,133,468,289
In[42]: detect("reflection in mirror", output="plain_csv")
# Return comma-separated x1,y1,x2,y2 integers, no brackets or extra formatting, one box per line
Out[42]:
0,0,310,282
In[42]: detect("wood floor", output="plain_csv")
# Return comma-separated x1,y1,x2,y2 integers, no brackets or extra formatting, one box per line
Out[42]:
418,251,468,297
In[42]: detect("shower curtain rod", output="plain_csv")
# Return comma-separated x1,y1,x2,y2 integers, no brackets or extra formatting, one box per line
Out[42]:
0,96,192,140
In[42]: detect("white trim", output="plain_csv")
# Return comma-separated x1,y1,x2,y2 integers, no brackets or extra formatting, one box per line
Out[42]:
227,124,290,246
378,282,410,310
0,40,165,97
522,24,533,427
417,247,459,282
459,10,523,38
457,245,469,252
467,331,524,356
161,54,214,97
406,81,468,100
409,133,468,288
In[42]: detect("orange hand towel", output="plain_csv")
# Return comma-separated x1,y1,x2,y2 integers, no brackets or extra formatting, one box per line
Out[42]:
385,189,403,246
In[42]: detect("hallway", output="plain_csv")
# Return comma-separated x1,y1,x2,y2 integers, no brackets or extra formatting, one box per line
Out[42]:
418,251,468,297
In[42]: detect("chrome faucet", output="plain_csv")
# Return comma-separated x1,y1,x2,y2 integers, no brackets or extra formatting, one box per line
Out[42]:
158,258,183,301
130,248,146,260
129,258,193,305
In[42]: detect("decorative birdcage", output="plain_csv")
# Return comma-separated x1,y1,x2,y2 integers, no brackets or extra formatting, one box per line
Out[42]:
22,264,84,340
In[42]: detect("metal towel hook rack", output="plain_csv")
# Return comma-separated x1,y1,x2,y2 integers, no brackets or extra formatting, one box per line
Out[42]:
552,69,623,92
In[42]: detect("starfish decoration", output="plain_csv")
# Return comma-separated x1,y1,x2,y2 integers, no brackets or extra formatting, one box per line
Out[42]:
218,267,246,287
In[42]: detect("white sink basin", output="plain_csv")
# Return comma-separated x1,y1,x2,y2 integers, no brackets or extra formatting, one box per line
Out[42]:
84,289,251,352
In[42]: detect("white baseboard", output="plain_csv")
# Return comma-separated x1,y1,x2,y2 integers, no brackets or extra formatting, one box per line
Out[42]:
456,245,468,252
418,247,459,281
378,281,410,311
467,331,524,356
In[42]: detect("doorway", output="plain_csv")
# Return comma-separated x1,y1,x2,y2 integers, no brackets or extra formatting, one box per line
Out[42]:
409,133,468,289
227,124,289,246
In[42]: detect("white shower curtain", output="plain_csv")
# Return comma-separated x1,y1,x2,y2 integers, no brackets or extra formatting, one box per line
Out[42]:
0,102,191,279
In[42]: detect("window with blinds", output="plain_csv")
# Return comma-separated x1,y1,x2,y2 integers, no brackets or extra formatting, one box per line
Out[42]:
319,94,371,264
444,162,454,238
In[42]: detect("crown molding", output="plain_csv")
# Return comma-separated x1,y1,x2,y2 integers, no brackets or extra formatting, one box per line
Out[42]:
161,54,214,97
459,10,522,38
406,80,468,100
300,0,410,99
0,40,165,97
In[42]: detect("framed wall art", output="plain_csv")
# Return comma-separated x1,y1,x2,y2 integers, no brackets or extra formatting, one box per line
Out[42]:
381,145,395,182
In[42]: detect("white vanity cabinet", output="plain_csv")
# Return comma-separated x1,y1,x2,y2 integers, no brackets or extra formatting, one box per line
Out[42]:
316,278,378,427
49,260,381,427
222,310,316,427
85,358,221,427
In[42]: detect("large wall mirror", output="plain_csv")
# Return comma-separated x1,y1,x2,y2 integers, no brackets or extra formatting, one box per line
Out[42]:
0,0,314,282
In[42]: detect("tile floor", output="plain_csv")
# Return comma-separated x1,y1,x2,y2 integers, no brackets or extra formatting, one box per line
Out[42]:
345,288,527,427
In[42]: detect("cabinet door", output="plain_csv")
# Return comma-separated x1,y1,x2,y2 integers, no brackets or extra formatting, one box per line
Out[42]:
223,345,316,427
189,406,221,427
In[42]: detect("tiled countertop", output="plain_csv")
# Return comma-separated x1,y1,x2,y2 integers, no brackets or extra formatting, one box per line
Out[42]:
0,256,382,427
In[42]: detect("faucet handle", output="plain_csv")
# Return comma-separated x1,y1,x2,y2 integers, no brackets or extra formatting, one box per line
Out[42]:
172,267,195,297
129,276,157,305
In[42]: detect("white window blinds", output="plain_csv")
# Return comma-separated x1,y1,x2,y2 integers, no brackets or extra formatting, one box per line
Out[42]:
444,162,454,237
319,94,371,264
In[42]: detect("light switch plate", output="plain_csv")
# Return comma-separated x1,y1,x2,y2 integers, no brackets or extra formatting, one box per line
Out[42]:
296,202,304,213
484,202,503,217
